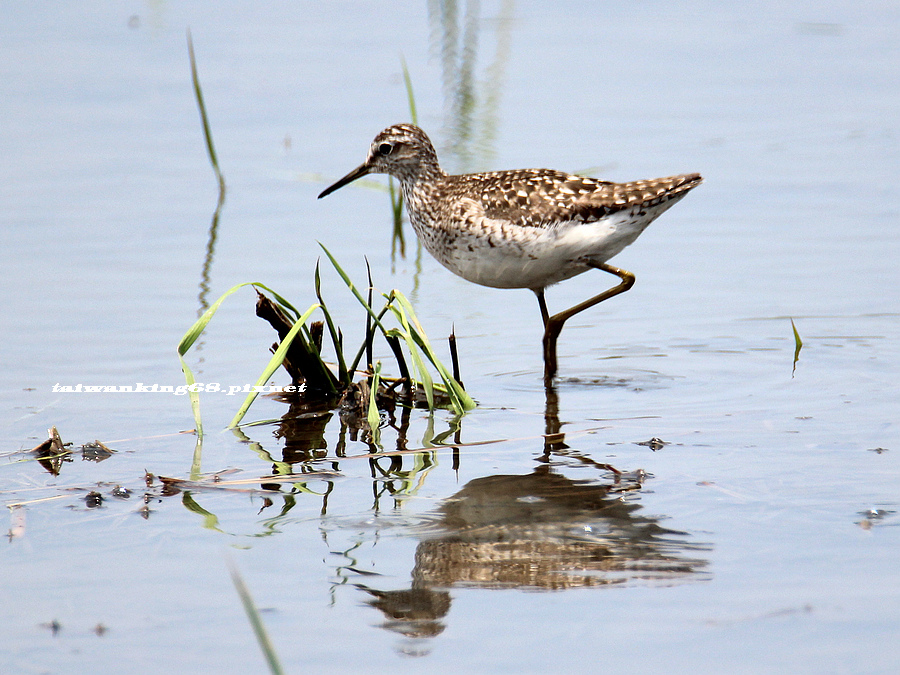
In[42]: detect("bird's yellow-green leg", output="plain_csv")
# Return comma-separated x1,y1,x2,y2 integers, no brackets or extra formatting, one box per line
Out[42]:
538,261,636,382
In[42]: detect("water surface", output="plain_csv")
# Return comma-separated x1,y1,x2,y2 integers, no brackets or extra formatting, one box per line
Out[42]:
2,2,899,674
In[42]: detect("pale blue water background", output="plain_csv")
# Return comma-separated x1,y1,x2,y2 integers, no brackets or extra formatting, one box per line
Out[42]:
2,2,899,673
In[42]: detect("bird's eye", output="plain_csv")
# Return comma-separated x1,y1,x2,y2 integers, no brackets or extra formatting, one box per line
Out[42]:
377,142,394,156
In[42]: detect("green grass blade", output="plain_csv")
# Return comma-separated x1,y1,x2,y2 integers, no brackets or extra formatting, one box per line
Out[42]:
400,56,418,125
368,361,383,447
227,559,285,675
187,29,225,193
178,352,204,438
791,318,803,375
178,281,259,437
319,244,392,334
314,260,349,384
178,282,256,355
228,303,320,429
189,437,203,480
386,295,435,409
347,303,393,376
392,290,475,412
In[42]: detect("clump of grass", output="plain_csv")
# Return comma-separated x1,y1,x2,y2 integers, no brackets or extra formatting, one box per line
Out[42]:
320,244,473,414
177,251,474,441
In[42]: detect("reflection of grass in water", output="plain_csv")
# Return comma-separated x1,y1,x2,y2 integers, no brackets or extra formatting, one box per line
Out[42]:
187,30,227,318
389,57,420,262
428,0,514,172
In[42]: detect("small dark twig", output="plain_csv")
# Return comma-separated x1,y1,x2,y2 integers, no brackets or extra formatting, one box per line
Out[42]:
255,290,339,393
449,326,463,389
365,257,374,371
385,335,412,401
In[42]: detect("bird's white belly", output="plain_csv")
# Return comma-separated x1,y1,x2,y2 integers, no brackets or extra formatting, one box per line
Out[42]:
414,211,650,290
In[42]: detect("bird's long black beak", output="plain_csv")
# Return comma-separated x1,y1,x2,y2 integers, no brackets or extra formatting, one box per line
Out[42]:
318,163,371,199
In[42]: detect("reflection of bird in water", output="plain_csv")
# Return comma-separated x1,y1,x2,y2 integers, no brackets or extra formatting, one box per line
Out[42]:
319,124,701,380
356,465,708,644
355,585,451,639
413,467,708,590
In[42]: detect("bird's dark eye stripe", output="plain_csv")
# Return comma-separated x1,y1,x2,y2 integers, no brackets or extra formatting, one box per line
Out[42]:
377,142,394,156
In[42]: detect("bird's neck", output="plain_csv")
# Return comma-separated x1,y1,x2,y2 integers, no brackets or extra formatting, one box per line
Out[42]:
398,164,445,198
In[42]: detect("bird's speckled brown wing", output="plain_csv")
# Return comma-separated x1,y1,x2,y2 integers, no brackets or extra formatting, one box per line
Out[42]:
448,169,702,228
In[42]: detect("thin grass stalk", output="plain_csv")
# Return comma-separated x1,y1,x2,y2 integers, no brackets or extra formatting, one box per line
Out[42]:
186,30,225,194
347,303,393,377
314,261,349,385
368,361,383,447
385,292,436,409
791,318,803,375
365,258,375,370
392,291,475,412
449,327,462,385
227,559,285,675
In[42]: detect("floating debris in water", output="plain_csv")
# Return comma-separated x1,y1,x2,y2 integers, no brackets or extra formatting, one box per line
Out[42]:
637,437,667,451
40,620,62,636
81,440,115,462
111,485,131,499
856,507,895,530
31,427,73,476
791,318,803,376
84,491,103,508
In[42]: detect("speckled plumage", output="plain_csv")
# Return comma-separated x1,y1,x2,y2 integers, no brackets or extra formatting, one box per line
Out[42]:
319,124,702,291
319,124,702,379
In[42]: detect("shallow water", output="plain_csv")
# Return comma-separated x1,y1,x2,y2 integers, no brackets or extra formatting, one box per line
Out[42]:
2,2,899,674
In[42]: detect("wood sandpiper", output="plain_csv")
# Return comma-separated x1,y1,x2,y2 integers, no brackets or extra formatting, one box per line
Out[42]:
319,123,702,382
